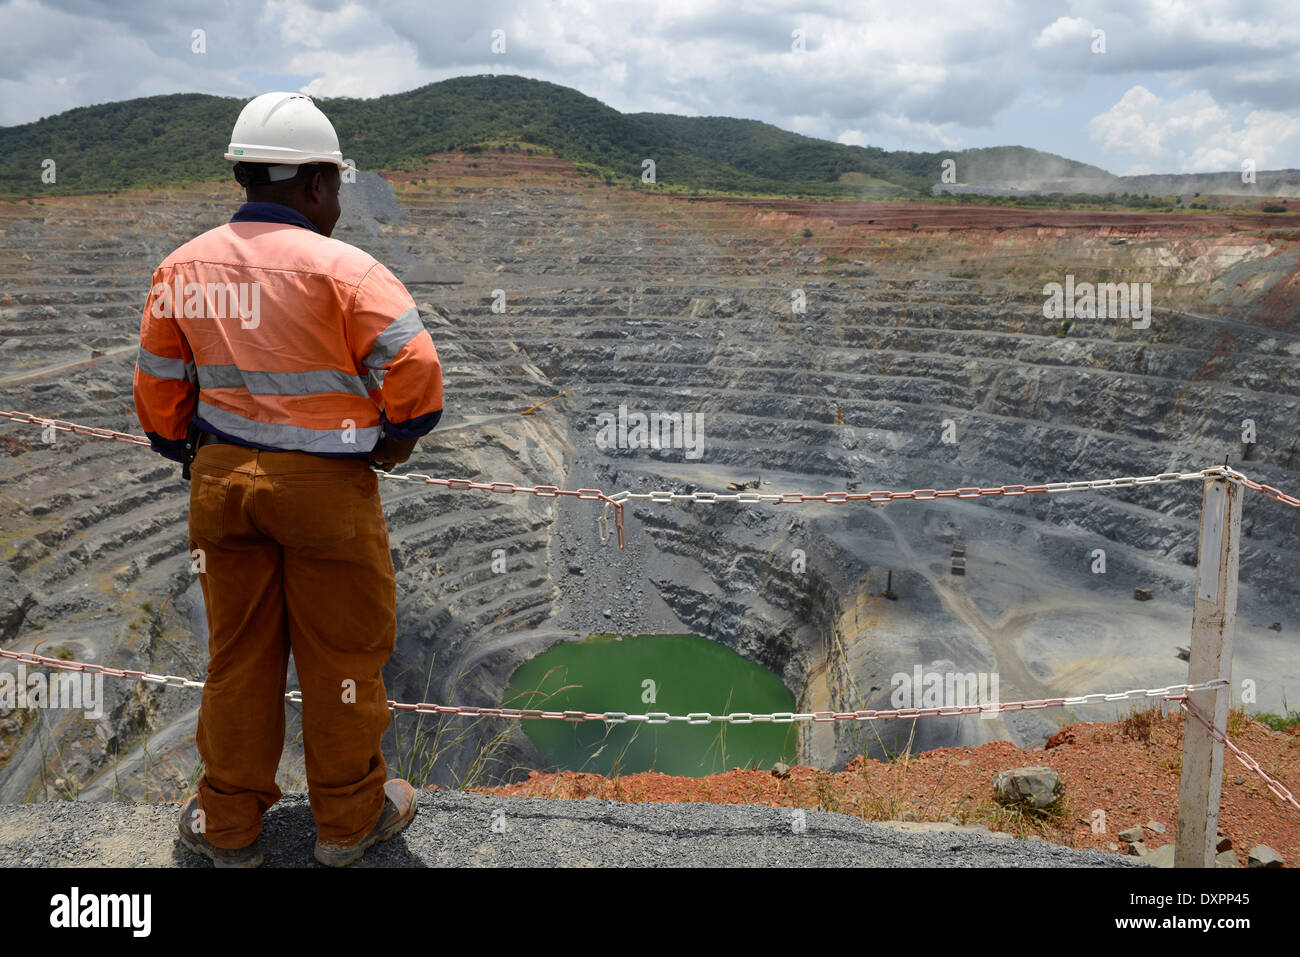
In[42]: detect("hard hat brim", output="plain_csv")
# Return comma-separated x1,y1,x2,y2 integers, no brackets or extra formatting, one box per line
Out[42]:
225,147,348,168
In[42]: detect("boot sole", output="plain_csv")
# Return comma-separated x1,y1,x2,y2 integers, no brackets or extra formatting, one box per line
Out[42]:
178,826,263,868
314,797,417,867
177,799,263,868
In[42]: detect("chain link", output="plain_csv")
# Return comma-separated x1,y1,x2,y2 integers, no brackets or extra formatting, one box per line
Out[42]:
6,412,1298,554
1220,466,1300,509
1175,698,1300,812
376,469,626,548
2,410,628,548
0,648,1235,725
615,469,1226,507
0,410,151,447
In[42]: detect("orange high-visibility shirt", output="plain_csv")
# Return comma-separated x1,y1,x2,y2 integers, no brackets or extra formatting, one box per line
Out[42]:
133,202,442,461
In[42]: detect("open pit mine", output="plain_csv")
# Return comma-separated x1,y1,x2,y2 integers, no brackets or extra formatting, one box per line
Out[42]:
1,149,1298,800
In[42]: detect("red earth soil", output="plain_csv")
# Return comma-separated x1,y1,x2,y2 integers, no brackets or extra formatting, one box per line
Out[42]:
474,709,1298,865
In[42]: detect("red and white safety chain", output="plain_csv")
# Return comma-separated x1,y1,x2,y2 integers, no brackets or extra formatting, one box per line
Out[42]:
1172,696,1300,812
8,644,1288,812
0,645,1228,723
8,410,1300,555
1220,466,1300,510
0,409,629,546
375,468,628,547
0,410,150,448
608,468,1226,505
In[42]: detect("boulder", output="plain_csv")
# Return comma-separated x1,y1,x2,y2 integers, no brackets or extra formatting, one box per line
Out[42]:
992,767,1063,809
1248,845,1284,868
1144,844,1176,867
1119,825,1145,844
1045,728,1075,749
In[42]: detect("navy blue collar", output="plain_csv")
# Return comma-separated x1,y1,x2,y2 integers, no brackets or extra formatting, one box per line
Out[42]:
230,202,320,233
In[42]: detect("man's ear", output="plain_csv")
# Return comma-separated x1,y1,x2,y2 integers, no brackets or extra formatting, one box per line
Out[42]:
308,169,326,204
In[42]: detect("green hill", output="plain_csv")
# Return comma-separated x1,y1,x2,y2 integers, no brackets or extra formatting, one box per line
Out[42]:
627,112,932,191
0,74,1106,198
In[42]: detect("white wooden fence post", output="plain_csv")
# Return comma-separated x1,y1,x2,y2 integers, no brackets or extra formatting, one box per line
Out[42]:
1174,476,1242,868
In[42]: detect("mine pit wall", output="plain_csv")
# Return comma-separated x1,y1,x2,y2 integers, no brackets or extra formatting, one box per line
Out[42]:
399,454,1011,781
636,504,830,762
617,487,1001,769
604,463,876,770
408,440,873,782
630,503,1004,767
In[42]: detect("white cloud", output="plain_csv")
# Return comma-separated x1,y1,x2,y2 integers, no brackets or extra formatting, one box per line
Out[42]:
271,0,375,52
295,43,443,100
1033,16,1093,49
839,113,962,151
1089,85,1300,172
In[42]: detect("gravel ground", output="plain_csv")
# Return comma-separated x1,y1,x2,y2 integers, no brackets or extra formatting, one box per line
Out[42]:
0,791,1145,867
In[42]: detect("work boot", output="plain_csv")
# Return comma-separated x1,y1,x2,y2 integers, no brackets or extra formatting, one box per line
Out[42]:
177,794,264,868
314,778,417,868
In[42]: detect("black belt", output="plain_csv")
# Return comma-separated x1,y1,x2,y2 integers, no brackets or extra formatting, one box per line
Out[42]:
183,428,243,480
196,430,238,449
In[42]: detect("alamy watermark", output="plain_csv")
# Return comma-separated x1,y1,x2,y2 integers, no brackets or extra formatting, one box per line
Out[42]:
595,403,704,459
0,664,104,719
49,887,150,937
1043,275,1150,329
890,666,1000,718
150,278,261,329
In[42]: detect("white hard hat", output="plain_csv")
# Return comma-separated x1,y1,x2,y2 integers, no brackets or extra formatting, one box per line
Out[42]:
225,92,347,181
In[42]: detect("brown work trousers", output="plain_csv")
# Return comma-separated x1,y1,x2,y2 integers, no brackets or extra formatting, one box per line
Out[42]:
187,443,395,849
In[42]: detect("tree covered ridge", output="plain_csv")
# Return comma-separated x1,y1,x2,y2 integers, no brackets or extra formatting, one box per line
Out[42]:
0,74,1106,197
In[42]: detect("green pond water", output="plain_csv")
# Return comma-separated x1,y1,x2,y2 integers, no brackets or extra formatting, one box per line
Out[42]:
504,633,797,777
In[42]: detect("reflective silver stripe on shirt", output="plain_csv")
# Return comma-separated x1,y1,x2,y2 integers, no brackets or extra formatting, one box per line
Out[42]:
197,400,379,454
197,364,370,397
137,345,194,382
362,306,424,370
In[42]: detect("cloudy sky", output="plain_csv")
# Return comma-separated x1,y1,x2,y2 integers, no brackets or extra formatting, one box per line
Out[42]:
2,0,1298,175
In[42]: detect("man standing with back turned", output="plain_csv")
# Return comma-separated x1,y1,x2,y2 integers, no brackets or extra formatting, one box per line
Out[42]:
133,92,443,867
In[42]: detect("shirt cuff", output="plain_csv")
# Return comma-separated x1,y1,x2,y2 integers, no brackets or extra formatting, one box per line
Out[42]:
146,430,187,463
380,408,441,441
